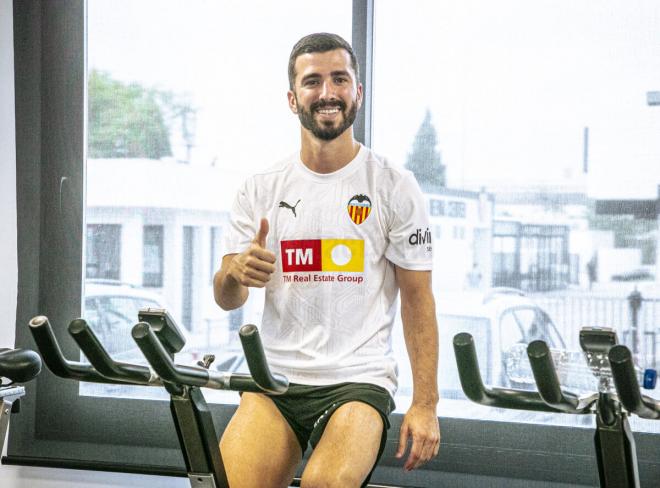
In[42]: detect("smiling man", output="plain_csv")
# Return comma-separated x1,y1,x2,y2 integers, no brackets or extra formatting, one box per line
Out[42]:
214,33,440,488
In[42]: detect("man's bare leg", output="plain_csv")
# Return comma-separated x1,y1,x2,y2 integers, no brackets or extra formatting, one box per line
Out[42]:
300,401,384,488
220,392,302,488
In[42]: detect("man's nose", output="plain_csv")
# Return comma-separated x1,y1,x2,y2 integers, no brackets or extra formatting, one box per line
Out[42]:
320,80,335,99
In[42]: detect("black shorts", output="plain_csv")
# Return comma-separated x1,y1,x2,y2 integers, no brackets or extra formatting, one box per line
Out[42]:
267,382,395,486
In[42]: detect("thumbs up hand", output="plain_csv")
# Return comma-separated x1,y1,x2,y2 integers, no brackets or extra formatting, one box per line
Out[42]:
228,218,277,288
254,217,270,248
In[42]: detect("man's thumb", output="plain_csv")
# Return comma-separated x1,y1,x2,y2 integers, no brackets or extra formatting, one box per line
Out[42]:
255,218,269,247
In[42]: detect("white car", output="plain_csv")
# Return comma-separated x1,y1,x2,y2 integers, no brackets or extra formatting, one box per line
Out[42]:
394,287,567,399
83,280,201,365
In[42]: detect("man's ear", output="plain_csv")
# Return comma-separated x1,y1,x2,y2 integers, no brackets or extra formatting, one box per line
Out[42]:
356,83,364,110
287,90,298,114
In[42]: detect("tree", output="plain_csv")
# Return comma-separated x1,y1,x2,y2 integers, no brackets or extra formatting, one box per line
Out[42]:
88,70,172,159
405,109,446,192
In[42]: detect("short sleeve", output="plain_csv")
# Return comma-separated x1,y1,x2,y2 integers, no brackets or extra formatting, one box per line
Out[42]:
383,172,433,270
224,179,257,256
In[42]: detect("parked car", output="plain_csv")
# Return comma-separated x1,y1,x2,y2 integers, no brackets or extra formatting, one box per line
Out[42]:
83,280,202,365
394,287,567,399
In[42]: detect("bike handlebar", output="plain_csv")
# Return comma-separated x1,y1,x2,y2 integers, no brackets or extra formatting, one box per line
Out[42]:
67,319,156,386
609,345,660,420
453,332,565,413
132,322,215,388
29,314,288,396
239,324,289,395
527,340,590,414
28,316,119,384
131,322,288,395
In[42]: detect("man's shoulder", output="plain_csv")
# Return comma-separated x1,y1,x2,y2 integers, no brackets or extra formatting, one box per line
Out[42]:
362,146,415,185
257,152,297,176
241,152,297,188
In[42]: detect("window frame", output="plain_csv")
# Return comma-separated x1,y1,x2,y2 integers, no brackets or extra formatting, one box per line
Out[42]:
8,1,660,486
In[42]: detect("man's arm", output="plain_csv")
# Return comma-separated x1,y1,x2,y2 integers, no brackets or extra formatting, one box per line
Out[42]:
213,254,249,310
213,218,275,311
394,266,441,471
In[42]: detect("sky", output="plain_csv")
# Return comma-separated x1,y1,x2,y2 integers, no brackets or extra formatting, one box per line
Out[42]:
88,0,660,199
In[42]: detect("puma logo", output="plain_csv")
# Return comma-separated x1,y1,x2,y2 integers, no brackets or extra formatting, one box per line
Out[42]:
279,199,301,217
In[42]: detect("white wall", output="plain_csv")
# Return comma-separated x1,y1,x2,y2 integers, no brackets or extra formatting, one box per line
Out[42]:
0,2,184,485
0,1,17,350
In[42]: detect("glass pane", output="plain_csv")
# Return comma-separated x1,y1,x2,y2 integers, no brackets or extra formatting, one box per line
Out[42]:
84,0,352,402
142,225,163,287
373,0,660,432
85,224,121,279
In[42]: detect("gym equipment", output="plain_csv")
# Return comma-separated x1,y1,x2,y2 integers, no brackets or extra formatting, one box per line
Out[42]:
0,347,42,455
453,326,660,488
28,308,288,488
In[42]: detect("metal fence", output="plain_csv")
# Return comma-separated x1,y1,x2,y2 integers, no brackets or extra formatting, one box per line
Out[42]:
533,292,660,369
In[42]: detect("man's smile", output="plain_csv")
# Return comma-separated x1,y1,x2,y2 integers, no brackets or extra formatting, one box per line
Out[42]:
317,107,340,115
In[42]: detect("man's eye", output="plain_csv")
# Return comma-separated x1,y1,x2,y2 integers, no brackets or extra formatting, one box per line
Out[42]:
304,79,319,86
334,77,348,84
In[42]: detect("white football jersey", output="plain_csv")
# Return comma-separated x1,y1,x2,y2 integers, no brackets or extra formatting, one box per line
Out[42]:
226,145,433,395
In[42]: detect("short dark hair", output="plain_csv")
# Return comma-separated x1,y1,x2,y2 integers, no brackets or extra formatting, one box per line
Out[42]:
288,33,360,90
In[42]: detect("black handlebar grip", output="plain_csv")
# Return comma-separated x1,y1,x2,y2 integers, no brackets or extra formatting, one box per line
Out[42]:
453,333,560,412
609,345,660,420
0,348,42,383
527,340,585,413
68,319,153,385
132,322,209,387
27,316,117,384
453,332,489,403
239,324,289,395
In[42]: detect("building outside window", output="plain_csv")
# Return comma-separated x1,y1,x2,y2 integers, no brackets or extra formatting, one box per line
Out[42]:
142,225,163,287
86,224,121,280
209,226,222,284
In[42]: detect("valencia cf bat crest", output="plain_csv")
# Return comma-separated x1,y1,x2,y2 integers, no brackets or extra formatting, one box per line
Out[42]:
347,194,371,225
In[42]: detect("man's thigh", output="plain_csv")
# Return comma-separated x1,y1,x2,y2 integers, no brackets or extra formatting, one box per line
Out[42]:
220,392,302,488
301,401,384,488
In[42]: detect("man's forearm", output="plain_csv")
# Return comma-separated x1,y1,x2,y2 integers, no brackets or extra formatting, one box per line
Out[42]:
401,291,439,407
213,256,249,311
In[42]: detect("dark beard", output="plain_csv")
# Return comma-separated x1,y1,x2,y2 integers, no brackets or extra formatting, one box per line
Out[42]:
296,97,358,141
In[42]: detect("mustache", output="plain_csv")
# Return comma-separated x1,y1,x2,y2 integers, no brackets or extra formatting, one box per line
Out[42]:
310,99,347,112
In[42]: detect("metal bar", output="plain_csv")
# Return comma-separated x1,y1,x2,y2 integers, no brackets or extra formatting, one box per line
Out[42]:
238,324,288,394
594,402,640,488
68,318,156,385
527,340,589,413
28,315,121,384
0,387,26,456
351,0,374,146
609,345,660,420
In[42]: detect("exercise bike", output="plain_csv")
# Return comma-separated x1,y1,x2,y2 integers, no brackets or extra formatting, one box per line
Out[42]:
28,308,288,488
0,347,41,455
453,327,660,488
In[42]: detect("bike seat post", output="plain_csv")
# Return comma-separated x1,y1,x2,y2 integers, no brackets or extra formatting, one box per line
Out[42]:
0,385,26,457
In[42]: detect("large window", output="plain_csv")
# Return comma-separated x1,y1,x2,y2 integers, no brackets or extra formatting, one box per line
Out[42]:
373,0,660,435
9,1,660,486
83,0,353,400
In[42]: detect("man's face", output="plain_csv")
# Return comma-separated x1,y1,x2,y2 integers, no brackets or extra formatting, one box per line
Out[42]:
288,48,363,141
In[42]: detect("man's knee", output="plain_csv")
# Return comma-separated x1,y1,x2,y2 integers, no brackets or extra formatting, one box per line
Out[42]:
300,463,364,488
